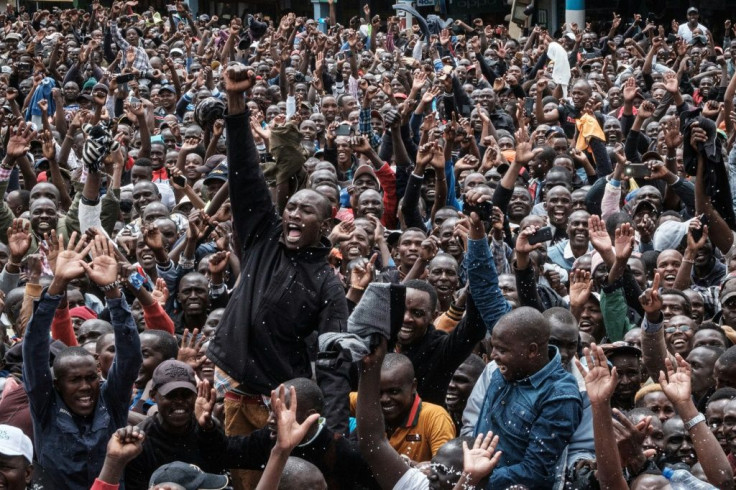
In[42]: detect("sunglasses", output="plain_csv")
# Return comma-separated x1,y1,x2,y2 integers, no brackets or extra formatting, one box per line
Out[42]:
664,325,691,334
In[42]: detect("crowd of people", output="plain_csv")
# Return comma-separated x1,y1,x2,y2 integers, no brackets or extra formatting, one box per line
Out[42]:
1,0,736,489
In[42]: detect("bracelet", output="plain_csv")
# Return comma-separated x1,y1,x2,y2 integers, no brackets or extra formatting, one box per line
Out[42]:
99,280,121,292
684,413,705,431
350,285,365,291
682,258,694,264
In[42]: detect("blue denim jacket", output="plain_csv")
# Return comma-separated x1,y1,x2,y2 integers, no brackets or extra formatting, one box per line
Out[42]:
23,291,142,490
466,238,512,334
475,347,583,489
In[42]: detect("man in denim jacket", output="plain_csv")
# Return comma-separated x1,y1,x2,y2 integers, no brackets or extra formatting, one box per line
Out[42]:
462,306,583,489
23,235,142,490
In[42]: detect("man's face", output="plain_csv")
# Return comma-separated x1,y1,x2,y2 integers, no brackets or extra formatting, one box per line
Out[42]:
356,190,383,219
281,190,326,250
721,296,736,330
663,418,696,465
154,387,196,432
438,220,462,258
715,360,736,389
379,363,415,426
96,334,115,379
445,360,482,415
29,199,58,236
656,251,682,289
54,356,100,416
641,391,676,423
77,320,108,345
0,454,31,490
63,82,79,103
427,256,459,298
177,276,209,317
545,187,572,227
150,143,166,170
566,211,590,249
339,228,371,261
637,187,662,211
132,183,160,214
582,33,595,50
353,174,379,195
136,334,166,388
687,11,699,26
660,294,687,322
335,137,352,167
692,329,727,350
549,320,578,367
491,323,538,381
683,290,705,323
579,298,604,341
664,315,695,356
570,83,589,110
604,118,622,142
397,231,425,268
721,400,736,454
158,90,177,109
131,165,152,184
687,347,718,396
498,275,519,308
321,97,338,122
397,288,433,347
706,398,731,454
611,353,642,403
509,188,532,222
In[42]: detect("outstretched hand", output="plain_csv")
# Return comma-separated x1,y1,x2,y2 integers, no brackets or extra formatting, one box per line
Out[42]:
462,432,502,485
271,385,320,453
576,343,617,405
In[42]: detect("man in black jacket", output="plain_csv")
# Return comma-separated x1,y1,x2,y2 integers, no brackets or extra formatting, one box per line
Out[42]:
206,64,351,490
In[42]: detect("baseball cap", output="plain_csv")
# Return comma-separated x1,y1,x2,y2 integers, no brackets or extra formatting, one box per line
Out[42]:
687,7,699,14
203,162,228,184
352,165,379,187
151,360,197,396
721,280,736,305
5,32,21,41
149,462,228,490
601,341,642,359
631,199,658,217
0,424,33,463
159,84,177,94
170,47,185,57
640,151,663,163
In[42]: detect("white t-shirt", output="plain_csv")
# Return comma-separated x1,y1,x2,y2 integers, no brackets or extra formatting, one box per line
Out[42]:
677,22,708,43
393,469,429,490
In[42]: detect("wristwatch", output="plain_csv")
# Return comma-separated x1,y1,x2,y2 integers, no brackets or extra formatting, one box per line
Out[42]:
684,413,705,431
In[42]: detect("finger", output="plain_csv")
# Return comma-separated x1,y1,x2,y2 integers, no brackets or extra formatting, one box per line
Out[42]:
651,272,660,291
473,433,483,450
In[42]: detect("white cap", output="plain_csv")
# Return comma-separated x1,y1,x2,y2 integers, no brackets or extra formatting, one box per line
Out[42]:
0,425,33,463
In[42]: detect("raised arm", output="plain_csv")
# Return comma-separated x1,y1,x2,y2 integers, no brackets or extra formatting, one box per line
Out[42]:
357,338,414,490
222,63,279,251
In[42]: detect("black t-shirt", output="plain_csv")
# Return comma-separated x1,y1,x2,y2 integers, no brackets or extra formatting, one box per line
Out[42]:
557,103,605,139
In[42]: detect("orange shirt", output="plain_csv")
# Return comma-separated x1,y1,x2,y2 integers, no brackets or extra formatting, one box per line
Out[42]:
350,392,455,462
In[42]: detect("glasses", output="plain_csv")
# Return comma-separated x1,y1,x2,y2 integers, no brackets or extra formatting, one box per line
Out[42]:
665,325,691,334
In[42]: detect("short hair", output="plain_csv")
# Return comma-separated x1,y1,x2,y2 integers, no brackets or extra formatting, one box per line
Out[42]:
95,332,115,354
536,146,556,164
708,387,736,404
717,345,736,368
140,330,179,360
497,307,550,344
279,457,326,490
284,377,324,413
404,279,438,313
660,288,692,316
460,353,486,374
134,157,153,167
640,250,660,279
698,322,730,344
543,307,577,327
52,346,95,377
605,212,634,239
382,353,415,380
627,407,658,421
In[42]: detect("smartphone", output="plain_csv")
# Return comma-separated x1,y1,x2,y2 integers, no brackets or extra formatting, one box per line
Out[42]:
691,214,709,242
18,62,31,71
172,175,187,187
462,200,493,222
116,73,135,84
336,124,352,137
528,226,553,245
524,97,534,116
128,96,141,105
624,163,652,178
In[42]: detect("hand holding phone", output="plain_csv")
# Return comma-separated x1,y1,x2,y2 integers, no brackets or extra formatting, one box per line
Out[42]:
624,163,652,179
528,226,553,245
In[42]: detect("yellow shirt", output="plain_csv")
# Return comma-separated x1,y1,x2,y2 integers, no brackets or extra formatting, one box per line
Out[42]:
349,392,455,462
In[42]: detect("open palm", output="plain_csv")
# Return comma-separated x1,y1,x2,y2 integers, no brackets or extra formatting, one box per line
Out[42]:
272,385,319,452
577,344,617,405
659,355,692,406
588,215,612,254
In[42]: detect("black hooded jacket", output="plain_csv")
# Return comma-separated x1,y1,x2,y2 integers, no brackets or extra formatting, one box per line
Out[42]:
207,110,350,435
